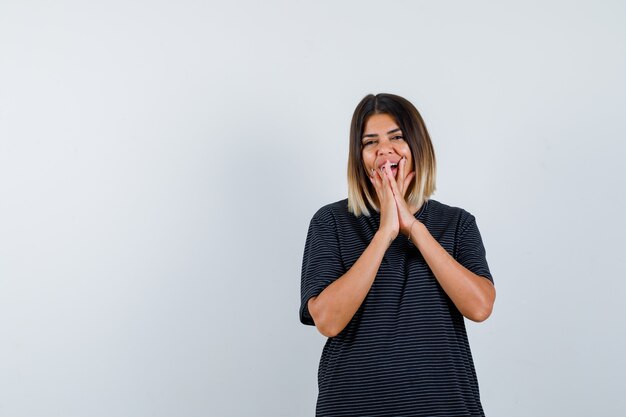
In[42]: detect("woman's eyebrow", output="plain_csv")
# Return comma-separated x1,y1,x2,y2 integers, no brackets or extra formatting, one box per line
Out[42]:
362,128,402,140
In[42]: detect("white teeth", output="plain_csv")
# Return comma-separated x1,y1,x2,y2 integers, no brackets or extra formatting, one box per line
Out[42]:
379,163,399,170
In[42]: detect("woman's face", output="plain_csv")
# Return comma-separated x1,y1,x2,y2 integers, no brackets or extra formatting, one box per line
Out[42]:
361,113,413,180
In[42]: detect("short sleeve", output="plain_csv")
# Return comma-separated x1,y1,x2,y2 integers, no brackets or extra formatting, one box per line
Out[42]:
299,207,346,326
454,213,494,283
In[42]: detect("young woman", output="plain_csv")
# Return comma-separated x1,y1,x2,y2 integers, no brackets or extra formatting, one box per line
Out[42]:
300,93,496,416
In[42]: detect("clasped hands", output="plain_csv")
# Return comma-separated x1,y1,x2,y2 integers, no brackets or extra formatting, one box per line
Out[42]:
368,158,419,242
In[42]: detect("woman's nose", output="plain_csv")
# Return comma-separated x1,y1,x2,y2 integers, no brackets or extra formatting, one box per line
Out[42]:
377,143,394,155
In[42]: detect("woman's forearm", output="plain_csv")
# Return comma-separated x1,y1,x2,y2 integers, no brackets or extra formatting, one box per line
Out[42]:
308,230,394,337
410,221,496,322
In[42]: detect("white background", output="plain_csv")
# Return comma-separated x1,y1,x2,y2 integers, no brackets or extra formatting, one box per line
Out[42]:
1,1,625,416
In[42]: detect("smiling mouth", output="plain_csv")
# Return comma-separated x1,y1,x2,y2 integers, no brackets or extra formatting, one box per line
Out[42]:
377,162,400,178
380,162,399,172
379,161,399,170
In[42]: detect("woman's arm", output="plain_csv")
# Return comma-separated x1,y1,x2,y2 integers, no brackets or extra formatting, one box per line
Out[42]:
387,158,495,322
308,165,404,337
307,228,394,337
409,221,496,322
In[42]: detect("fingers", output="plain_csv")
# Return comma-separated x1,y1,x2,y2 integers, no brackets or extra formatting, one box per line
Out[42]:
381,160,394,185
369,169,388,212
384,160,401,197
399,156,406,189
371,161,413,207
380,166,394,205
372,164,390,190
385,160,411,211
403,172,415,197
397,157,416,198
381,162,392,188
370,164,394,205
369,168,383,199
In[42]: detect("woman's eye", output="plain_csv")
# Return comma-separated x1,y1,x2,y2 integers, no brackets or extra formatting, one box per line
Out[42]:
391,135,404,141
363,141,376,147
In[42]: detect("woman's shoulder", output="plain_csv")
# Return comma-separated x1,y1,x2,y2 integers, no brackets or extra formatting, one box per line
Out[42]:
426,199,470,215
310,199,351,222
424,199,477,225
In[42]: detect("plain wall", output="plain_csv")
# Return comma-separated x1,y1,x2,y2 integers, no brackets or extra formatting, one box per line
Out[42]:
1,1,625,416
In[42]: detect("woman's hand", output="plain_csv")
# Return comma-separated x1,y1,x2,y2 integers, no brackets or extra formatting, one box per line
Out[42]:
384,158,416,236
369,163,399,242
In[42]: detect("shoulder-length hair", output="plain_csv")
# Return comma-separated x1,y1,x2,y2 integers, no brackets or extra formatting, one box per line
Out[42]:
347,93,437,216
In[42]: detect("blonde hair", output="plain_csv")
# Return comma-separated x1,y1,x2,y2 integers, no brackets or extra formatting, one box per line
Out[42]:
347,93,437,216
